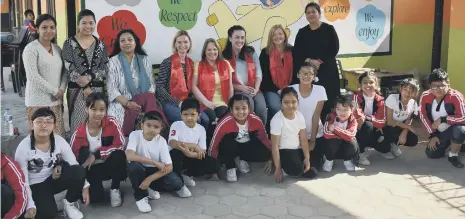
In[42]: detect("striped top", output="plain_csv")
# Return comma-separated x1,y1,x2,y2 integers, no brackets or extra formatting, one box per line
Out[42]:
156,57,187,106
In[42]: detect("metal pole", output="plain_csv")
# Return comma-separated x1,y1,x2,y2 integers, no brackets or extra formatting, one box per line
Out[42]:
431,0,444,71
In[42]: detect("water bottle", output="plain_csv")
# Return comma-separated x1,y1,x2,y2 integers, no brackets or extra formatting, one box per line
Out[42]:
3,109,13,136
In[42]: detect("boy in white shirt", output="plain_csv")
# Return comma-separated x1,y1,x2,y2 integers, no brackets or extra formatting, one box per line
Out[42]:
126,111,191,213
168,98,221,186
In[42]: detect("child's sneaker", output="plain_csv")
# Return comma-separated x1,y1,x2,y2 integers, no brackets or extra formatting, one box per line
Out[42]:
182,174,196,187
227,168,237,182
391,143,402,157
234,157,250,173
63,199,83,219
176,185,192,198
358,152,371,165
110,189,122,207
343,160,355,171
322,160,334,172
136,197,151,213
147,188,160,200
382,152,396,160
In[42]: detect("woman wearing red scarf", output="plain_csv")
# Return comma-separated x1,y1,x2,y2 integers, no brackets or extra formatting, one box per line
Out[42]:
223,25,267,126
156,31,210,128
192,38,234,136
259,24,293,125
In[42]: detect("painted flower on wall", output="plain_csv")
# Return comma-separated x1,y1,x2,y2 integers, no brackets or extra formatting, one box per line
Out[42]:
97,10,146,55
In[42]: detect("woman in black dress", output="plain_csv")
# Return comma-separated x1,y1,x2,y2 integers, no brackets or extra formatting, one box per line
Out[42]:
292,2,340,120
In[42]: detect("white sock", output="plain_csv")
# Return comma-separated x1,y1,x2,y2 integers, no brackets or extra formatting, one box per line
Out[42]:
449,151,459,157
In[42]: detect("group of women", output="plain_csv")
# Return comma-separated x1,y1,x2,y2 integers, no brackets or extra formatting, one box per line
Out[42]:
3,2,464,219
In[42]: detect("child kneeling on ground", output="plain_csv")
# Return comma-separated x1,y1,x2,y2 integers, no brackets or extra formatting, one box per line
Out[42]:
126,111,191,213
322,95,360,172
271,87,316,183
168,98,221,186
208,94,271,182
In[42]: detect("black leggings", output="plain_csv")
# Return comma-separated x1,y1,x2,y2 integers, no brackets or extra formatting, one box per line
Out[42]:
356,120,384,153
204,106,229,145
78,149,127,203
218,135,270,169
380,126,418,152
426,125,465,159
127,162,184,201
29,164,85,219
1,183,16,218
324,138,359,162
170,149,220,178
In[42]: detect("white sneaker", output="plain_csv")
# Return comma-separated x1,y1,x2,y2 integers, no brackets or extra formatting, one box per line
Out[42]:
63,199,83,219
147,188,160,200
322,160,333,172
234,157,250,173
110,189,122,207
344,160,356,171
182,174,196,187
136,197,152,213
391,143,402,157
176,185,192,198
226,168,237,182
358,152,371,165
382,152,396,160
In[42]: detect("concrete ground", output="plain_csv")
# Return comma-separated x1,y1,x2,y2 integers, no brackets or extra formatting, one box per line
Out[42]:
1,70,465,219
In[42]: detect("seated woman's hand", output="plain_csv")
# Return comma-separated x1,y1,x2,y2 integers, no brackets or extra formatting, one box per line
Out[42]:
204,101,216,110
127,101,142,111
77,75,90,87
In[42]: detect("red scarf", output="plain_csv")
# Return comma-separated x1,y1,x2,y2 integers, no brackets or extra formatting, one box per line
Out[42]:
170,54,193,101
228,53,256,87
197,59,231,109
269,48,293,90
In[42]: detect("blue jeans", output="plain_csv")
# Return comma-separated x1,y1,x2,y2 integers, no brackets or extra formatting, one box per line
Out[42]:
162,103,209,129
264,91,281,120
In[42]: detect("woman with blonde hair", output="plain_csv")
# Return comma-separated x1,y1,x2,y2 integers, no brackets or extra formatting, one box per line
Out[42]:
157,31,209,128
192,38,234,133
259,24,293,124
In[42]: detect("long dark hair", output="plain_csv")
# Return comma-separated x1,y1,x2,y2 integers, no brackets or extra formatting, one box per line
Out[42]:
77,9,96,24
222,25,255,61
110,29,147,57
86,92,109,109
228,93,251,110
30,108,56,153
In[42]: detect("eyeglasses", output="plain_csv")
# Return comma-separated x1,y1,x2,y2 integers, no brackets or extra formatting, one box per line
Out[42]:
299,72,315,77
431,85,447,90
33,120,55,126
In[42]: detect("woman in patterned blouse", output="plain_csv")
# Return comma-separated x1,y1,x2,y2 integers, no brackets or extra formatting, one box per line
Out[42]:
62,9,109,135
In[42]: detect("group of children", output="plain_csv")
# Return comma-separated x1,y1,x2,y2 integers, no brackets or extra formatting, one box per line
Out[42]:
2,64,464,219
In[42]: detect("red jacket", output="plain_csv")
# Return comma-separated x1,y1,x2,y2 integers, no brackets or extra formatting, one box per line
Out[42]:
1,153,27,219
353,91,385,129
419,89,465,138
71,116,125,160
208,113,270,159
323,112,358,142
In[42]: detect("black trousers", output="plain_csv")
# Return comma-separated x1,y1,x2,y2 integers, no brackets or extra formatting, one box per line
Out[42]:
1,183,16,218
78,149,127,203
205,106,229,145
127,162,184,201
356,120,384,153
218,135,271,169
324,138,359,162
170,149,220,179
426,125,465,159
29,164,86,219
380,126,418,152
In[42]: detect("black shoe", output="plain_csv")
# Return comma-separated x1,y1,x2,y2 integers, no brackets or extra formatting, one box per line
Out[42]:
448,156,464,168
302,167,318,179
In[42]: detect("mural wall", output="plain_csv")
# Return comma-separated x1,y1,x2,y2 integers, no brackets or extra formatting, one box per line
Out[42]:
85,0,393,64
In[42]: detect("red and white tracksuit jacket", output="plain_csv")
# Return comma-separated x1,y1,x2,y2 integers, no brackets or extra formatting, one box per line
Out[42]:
352,91,386,129
323,112,358,142
71,116,126,160
1,153,27,219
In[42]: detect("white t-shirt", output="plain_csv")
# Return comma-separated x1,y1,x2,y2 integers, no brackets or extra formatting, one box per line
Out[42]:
385,94,417,122
431,99,450,132
86,125,102,153
126,130,172,167
15,135,82,210
270,111,306,150
363,94,374,116
235,122,250,143
168,121,207,150
290,84,327,139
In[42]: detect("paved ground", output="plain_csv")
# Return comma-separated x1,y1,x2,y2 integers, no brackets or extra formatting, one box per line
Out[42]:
2,70,465,219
